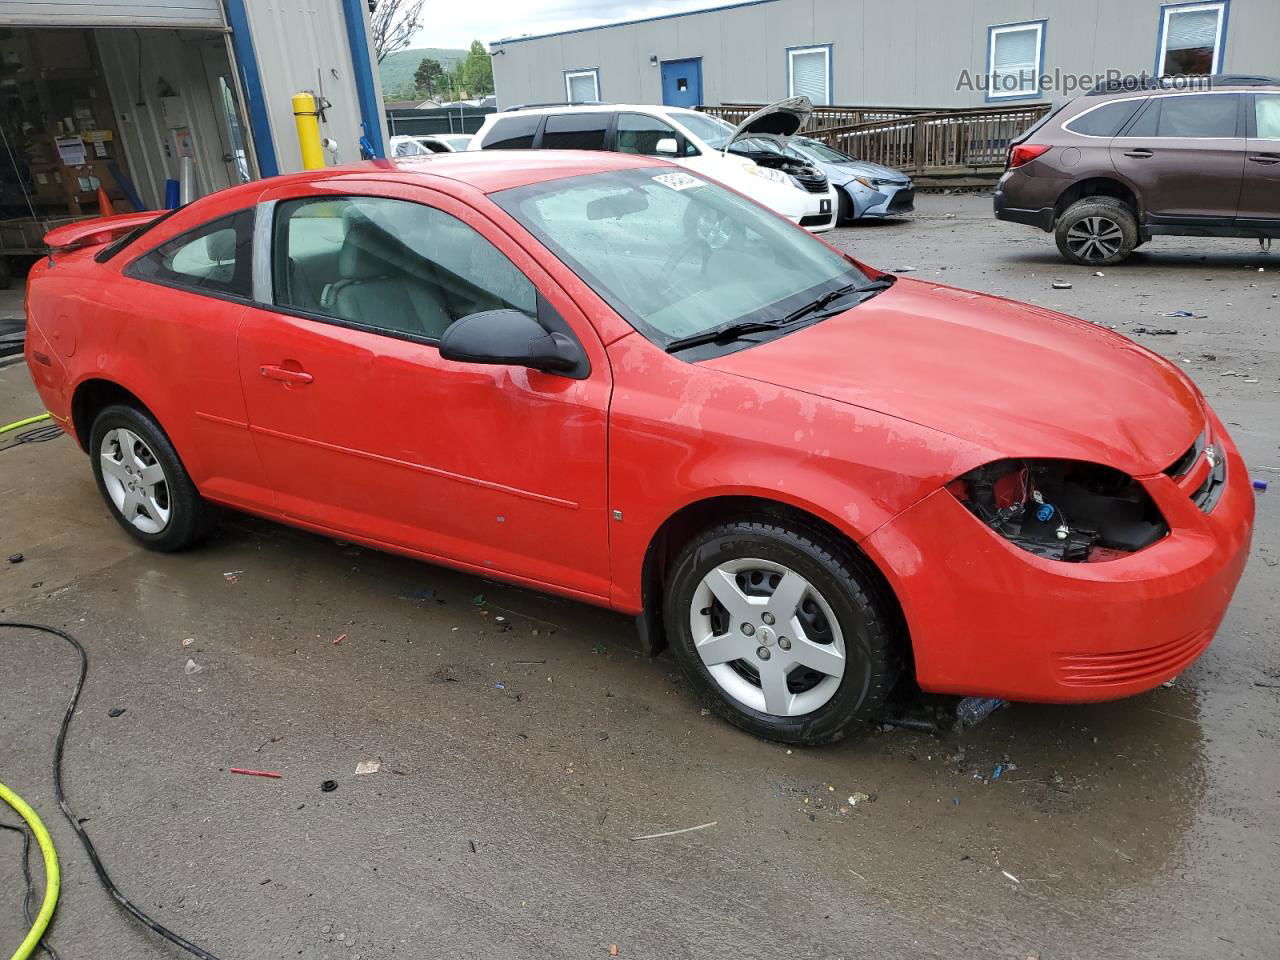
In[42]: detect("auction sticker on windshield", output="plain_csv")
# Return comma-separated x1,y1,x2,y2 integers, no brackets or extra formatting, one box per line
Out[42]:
653,171,705,191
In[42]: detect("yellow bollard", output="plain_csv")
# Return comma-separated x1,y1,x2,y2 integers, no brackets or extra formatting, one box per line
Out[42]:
292,92,325,170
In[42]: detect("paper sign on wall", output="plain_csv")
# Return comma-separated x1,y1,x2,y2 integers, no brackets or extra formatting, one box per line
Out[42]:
55,135,87,166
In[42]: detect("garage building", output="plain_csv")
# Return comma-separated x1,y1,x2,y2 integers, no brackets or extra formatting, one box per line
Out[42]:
0,0,389,222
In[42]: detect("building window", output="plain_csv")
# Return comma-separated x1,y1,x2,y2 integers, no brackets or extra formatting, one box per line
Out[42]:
1157,2,1227,76
987,21,1045,100
564,69,600,103
787,45,831,105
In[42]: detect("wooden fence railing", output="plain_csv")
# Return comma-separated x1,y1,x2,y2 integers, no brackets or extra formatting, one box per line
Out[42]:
701,102,948,131
699,102,1053,186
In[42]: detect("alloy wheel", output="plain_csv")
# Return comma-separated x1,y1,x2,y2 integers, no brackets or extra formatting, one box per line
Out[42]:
99,427,171,534
689,557,846,717
1064,216,1124,262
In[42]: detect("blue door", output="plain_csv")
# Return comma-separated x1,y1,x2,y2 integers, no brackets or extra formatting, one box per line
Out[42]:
661,59,703,108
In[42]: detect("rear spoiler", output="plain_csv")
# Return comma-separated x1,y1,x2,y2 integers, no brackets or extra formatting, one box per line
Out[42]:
43,211,166,252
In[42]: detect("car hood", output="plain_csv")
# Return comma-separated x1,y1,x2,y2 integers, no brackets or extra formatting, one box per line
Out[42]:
706,278,1202,476
726,96,813,149
833,159,908,182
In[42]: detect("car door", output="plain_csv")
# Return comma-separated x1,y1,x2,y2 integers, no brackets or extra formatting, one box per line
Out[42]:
613,111,709,178
119,207,273,510
1239,92,1280,224
236,179,613,600
1110,92,1246,221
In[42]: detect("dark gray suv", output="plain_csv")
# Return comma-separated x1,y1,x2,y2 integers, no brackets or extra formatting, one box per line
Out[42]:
994,76,1280,265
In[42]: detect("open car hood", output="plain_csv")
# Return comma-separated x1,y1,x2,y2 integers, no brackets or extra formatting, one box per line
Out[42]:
725,96,813,151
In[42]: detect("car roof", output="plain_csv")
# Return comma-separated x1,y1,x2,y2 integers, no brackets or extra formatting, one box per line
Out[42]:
493,102,701,118
391,149,665,191
222,151,663,199
1082,74,1280,100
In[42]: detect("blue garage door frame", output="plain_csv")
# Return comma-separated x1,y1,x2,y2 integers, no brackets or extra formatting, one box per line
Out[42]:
661,59,703,108
223,0,278,177
340,0,386,158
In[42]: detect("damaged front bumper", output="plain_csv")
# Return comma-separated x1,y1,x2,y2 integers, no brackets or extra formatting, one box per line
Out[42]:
865,409,1255,703
844,179,915,220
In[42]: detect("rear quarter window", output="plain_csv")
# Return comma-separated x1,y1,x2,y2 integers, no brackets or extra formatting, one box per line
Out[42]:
126,210,254,300
481,114,541,150
1064,99,1146,137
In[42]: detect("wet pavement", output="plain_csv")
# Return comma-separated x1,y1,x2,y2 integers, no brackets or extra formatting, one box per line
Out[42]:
2,195,1278,959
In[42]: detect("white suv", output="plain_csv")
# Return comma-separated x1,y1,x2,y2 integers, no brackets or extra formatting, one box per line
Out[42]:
471,97,837,232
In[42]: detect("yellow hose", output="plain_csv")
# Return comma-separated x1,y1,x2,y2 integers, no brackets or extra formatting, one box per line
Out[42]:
0,781,60,960
0,414,51,436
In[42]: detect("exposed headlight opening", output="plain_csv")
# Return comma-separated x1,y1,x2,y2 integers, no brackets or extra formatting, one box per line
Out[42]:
947,459,1169,563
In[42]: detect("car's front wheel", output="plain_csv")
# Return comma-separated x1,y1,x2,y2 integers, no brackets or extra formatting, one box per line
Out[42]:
89,404,218,551
1055,197,1138,265
663,519,902,745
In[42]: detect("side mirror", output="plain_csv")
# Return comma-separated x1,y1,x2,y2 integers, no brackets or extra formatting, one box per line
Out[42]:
439,309,585,376
655,137,679,156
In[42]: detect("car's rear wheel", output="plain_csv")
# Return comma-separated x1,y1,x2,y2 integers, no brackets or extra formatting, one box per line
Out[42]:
1055,198,1138,265
89,404,218,551
663,519,901,745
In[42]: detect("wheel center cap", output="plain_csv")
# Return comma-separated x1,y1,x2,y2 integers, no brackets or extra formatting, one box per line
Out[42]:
757,626,776,647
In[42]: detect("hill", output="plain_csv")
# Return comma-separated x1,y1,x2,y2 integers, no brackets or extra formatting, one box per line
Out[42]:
378,47,469,99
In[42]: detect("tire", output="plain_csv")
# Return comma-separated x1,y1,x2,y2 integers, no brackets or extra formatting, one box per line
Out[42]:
662,519,902,745
1054,197,1138,266
89,404,218,551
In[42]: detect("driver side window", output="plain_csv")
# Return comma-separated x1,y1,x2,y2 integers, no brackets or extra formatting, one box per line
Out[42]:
273,195,536,342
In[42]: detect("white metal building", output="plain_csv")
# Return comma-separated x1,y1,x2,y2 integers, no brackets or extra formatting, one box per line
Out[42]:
0,0,390,214
490,0,1280,111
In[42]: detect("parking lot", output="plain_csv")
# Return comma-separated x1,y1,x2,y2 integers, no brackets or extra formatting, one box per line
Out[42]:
2,193,1277,959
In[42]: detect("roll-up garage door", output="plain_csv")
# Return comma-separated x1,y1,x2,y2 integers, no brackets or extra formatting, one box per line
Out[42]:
0,1,225,29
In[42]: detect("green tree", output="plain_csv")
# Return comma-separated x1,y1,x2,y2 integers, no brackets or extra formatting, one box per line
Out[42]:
433,68,459,100
413,57,443,97
459,40,494,98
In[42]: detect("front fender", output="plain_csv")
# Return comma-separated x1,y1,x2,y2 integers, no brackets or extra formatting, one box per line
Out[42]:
605,336,989,612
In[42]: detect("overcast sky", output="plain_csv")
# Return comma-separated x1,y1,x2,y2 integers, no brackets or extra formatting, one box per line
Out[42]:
413,0,722,50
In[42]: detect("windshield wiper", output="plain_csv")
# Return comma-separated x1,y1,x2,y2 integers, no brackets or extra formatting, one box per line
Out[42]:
665,319,789,353
781,278,893,325
664,278,895,354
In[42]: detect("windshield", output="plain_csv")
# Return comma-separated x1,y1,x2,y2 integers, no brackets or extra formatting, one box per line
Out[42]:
793,138,855,163
673,111,738,150
493,168,866,347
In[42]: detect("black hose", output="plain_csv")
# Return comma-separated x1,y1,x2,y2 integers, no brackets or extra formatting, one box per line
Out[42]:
0,820,60,959
2,622,222,960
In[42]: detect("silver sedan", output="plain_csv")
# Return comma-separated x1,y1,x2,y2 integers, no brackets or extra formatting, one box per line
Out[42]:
784,137,915,223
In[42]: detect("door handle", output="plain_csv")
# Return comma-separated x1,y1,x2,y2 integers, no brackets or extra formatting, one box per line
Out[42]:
260,364,313,385
1248,153,1280,164
1123,149,1154,159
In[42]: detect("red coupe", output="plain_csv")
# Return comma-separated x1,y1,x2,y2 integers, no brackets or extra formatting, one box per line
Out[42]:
24,151,1253,744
